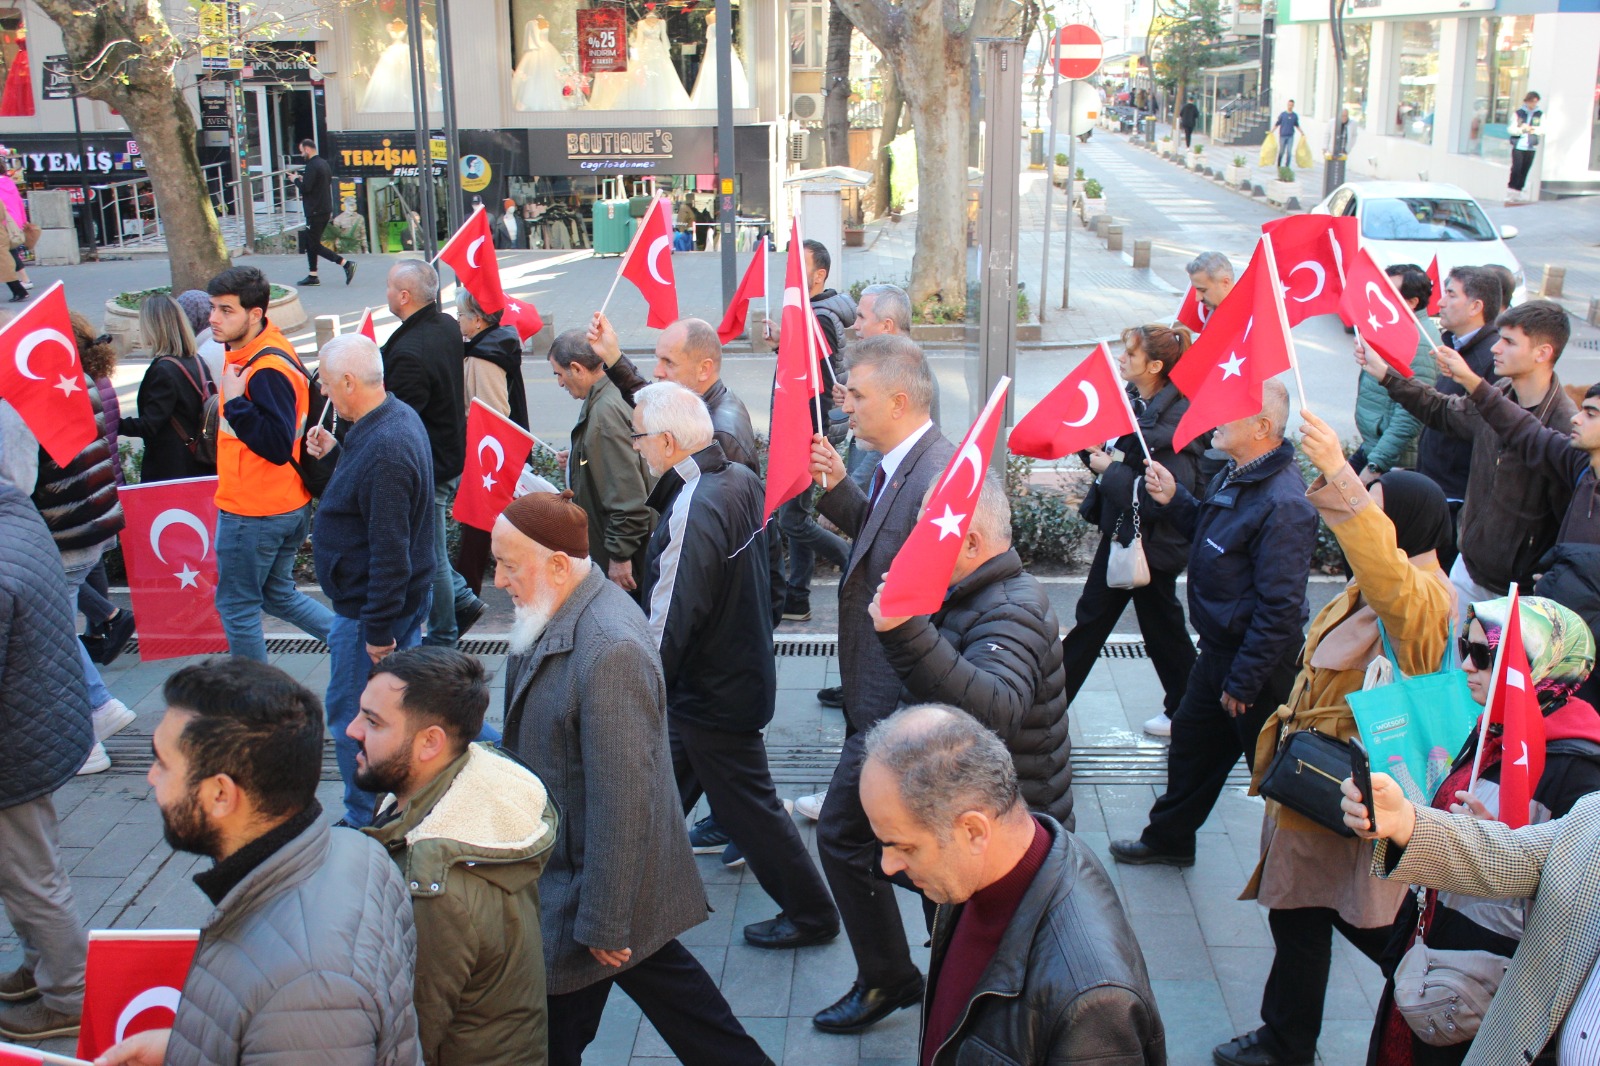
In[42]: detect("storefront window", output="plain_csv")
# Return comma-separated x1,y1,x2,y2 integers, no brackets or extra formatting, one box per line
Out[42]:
1303,26,1320,118
1393,21,1439,144
1461,16,1533,163
0,8,33,118
508,1,748,113
1344,23,1370,126
349,0,442,115
789,0,825,70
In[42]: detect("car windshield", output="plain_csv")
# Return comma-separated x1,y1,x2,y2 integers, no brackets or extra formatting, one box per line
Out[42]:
1361,197,1498,242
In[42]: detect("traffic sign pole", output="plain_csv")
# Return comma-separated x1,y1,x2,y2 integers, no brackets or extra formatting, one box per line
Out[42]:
1039,37,1059,323
1062,81,1077,311
1043,24,1102,313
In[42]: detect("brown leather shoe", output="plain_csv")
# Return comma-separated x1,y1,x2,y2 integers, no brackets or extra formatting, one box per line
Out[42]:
0,967,37,1002
0,998,80,1040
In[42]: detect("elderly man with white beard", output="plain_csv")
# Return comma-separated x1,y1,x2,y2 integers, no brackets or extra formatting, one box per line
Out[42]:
489,492,773,1066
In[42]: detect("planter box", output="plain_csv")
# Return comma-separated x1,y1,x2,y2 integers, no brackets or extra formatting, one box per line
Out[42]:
843,226,865,248
1225,165,1249,186
1266,180,1301,206
910,323,966,343
105,285,308,357
1079,197,1106,222
1188,153,1205,169
1016,323,1042,343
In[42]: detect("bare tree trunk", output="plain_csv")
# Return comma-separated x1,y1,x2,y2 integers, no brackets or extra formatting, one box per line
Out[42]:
899,72,970,305
822,2,853,168
868,67,902,218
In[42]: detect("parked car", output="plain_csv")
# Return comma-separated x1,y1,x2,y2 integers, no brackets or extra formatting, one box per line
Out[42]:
1310,181,1524,301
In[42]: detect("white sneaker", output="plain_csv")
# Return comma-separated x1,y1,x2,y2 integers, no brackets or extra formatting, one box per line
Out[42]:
1142,713,1172,737
794,790,827,821
76,742,110,775
91,698,136,742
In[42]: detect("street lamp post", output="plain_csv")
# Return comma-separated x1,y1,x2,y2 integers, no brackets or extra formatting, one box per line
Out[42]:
404,0,438,259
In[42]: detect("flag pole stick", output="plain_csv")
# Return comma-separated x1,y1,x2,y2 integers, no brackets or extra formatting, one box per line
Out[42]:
0,1040,93,1066
1468,583,1518,793
1104,343,1152,462
1259,232,1311,413
598,198,652,320
762,238,771,322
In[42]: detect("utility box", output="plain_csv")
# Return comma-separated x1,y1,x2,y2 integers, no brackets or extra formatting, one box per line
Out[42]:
27,190,78,266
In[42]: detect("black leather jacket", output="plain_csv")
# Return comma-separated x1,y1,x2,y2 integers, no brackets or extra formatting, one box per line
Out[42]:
923,819,1166,1066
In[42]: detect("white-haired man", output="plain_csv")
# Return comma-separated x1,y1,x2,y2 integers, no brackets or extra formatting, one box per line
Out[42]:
491,493,772,1066
307,334,435,826
631,382,840,950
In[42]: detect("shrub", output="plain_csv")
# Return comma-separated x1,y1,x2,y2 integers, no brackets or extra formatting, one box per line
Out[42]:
914,297,965,324
1193,144,1205,154
114,284,289,311
1277,165,1297,183
1055,152,1069,167
1233,155,1247,167
1082,179,1104,199
1075,166,1085,180
1016,289,1031,323
1004,454,1093,567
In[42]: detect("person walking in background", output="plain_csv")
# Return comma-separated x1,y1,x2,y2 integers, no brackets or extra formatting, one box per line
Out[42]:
1180,98,1199,148
1506,91,1543,204
174,288,225,381
1062,325,1203,739
120,295,216,484
456,289,526,596
73,317,137,667
1349,265,1439,484
0,151,33,292
292,137,354,287
1274,100,1301,169
1324,107,1357,161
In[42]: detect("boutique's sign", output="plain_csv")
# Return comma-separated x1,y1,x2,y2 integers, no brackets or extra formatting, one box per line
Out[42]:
530,127,713,175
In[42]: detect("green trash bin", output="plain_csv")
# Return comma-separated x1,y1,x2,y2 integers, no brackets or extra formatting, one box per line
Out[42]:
592,200,635,256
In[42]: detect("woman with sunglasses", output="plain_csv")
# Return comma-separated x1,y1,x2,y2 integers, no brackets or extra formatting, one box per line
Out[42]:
1060,323,1206,737
1365,596,1599,1066
1215,410,1460,1066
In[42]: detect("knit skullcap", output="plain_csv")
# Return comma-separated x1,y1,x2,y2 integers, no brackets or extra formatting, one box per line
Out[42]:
500,490,589,559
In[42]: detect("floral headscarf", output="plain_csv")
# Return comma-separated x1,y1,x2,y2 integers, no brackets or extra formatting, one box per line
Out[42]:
1468,596,1596,714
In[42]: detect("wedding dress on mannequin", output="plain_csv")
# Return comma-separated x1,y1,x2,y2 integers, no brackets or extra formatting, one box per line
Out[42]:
512,17,568,111
360,18,440,112
688,11,748,109
592,14,689,111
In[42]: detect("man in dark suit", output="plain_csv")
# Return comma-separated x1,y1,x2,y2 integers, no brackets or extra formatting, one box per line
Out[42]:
292,138,353,287
381,260,485,644
805,334,955,1033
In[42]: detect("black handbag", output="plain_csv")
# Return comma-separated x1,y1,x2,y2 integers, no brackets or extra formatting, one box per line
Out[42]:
1258,728,1356,837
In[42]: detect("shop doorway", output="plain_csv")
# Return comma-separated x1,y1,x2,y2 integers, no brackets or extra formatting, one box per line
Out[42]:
240,83,317,215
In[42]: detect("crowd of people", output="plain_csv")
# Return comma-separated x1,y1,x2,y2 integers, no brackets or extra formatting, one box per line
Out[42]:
0,235,1596,1066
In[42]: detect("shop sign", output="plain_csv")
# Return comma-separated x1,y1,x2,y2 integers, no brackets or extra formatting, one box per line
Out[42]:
460,154,492,192
530,126,714,174
577,8,629,74
199,92,230,131
1,140,143,177
242,45,316,84
332,133,448,178
41,55,75,101
1284,0,1490,20
199,2,244,70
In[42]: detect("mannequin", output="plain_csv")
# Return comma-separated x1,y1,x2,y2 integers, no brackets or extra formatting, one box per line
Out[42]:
688,10,748,109
360,18,441,112
512,15,569,111
590,12,690,111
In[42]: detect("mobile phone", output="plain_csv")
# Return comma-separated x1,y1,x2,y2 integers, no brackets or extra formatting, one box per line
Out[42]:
1349,737,1375,833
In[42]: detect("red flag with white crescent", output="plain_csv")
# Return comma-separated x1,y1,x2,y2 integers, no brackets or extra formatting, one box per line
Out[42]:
1009,343,1136,460
499,294,544,343
437,206,505,315
0,1044,43,1065
0,280,97,467
118,477,227,661
76,930,199,1059
878,377,1011,618
764,219,822,521
1175,286,1210,333
355,307,376,342
1426,255,1443,317
1338,244,1420,377
619,198,680,329
1263,213,1357,326
454,399,536,532
1489,588,1546,831
716,238,769,343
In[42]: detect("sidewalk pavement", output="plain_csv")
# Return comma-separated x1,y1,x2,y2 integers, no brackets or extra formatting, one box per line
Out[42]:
4,628,1382,1066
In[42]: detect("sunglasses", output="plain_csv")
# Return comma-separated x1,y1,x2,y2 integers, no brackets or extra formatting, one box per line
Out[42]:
1458,636,1494,671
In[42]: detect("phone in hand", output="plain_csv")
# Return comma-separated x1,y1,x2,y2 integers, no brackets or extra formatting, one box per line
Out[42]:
1349,736,1375,833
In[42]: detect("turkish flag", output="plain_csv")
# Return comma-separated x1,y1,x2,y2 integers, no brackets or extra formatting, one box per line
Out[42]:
1426,255,1443,316
1175,286,1210,333
1010,343,1136,460
0,280,97,467
500,294,544,343
118,477,227,661
437,206,505,315
1338,245,1420,378
618,198,679,329
76,930,199,1059
1263,214,1357,326
453,399,535,532
717,238,769,343
0,1044,43,1065
879,377,1011,617
764,219,823,521
355,307,376,342
1170,242,1294,450
1489,589,1546,830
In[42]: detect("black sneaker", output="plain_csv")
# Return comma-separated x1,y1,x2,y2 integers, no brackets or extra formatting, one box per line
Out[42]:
687,815,731,854
342,260,357,285
817,685,845,708
455,598,486,639
782,595,812,622
94,609,137,665
297,275,321,286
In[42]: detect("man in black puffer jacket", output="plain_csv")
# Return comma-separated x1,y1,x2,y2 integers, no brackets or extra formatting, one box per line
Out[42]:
874,472,1073,828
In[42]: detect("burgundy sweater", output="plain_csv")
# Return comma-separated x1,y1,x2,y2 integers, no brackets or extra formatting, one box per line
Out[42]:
922,818,1051,1065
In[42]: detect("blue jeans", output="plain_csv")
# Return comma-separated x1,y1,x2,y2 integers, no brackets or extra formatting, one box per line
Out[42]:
424,476,479,646
777,492,849,603
63,560,111,711
325,597,430,826
216,506,335,661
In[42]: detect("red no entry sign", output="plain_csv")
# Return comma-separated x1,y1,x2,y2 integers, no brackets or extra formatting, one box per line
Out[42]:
1053,24,1104,80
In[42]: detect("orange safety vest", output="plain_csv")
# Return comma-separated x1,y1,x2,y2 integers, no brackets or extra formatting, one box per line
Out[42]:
214,320,312,517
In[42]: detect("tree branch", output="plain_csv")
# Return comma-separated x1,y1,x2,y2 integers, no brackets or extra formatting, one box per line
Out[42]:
832,0,898,54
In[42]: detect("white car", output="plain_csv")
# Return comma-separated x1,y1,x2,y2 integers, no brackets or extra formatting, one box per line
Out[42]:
1310,181,1524,300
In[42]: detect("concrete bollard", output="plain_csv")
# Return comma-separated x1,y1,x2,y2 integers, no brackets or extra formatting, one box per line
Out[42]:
750,308,773,353
1092,214,1113,238
1106,224,1124,252
1541,265,1565,299
314,315,339,350
1132,238,1152,269
1589,297,1600,328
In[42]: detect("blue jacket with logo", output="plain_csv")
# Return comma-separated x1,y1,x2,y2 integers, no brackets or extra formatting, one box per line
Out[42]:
1153,441,1316,705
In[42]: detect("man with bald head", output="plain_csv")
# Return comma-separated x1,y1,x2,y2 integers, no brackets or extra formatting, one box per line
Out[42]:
306,334,436,826
491,493,771,1066
861,705,1164,1065
381,259,485,646
585,311,759,472
1110,380,1316,869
